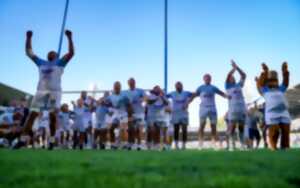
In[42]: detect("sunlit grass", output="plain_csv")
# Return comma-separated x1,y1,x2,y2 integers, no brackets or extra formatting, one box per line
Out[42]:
0,149,299,188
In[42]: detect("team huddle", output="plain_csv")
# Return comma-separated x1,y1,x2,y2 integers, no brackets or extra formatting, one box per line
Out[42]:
0,30,292,151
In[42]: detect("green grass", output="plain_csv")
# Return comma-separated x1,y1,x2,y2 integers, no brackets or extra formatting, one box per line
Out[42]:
0,149,300,188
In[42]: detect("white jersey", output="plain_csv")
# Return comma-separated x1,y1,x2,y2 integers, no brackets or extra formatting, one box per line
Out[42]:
105,92,130,124
95,104,108,128
30,57,68,110
196,84,223,109
58,112,71,131
147,94,168,123
226,82,246,116
106,92,130,113
72,107,85,131
0,107,15,125
124,88,146,115
167,91,192,124
34,57,67,92
262,86,291,125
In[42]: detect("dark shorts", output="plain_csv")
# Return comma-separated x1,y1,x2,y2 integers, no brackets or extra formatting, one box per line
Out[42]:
249,128,260,140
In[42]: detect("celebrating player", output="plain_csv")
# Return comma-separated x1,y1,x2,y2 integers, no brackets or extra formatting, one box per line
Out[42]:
225,60,247,149
188,74,228,149
13,30,74,149
255,62,291,150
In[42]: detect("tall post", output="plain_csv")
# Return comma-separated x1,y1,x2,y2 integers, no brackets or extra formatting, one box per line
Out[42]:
57,0,70,57
164,0,168,93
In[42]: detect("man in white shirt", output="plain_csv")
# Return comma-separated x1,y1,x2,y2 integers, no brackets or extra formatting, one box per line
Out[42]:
13,30,74,150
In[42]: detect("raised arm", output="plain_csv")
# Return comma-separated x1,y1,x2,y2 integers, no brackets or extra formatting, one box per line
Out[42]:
146,92,157,105
232,60,246,83
25,31,37,61
255,77,262,95
255,63,269,95
158,89,169,106
61,30,74,63
161,95,169,106
281,62,289,88
226,68,235,83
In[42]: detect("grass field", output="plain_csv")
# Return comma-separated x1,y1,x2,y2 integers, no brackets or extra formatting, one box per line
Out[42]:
0,149,300,188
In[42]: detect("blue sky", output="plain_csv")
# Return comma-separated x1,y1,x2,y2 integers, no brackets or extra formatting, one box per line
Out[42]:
1,0,300,126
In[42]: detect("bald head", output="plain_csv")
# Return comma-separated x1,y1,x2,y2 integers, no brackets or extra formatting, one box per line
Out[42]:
47,51,58,61
128,77,136,90
175,81,183,92
203,74,212,85
113,81,121,94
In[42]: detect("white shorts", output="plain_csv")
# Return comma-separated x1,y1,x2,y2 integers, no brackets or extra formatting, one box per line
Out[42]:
132,113,145,127
37,121,49,129
171,116,189,125
147,117,166,128
266,116,291,126
171,111,189,125
106,110,128,125
35,127,49,137
228,111,246,125
31,90,61,111
73,122,85,133
57,126,71,133
95,122,108,130
200,108,217,125
153,121,167,128
34,120,49,136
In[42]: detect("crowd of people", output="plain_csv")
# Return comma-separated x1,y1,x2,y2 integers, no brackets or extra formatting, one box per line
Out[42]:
0,30,292,151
